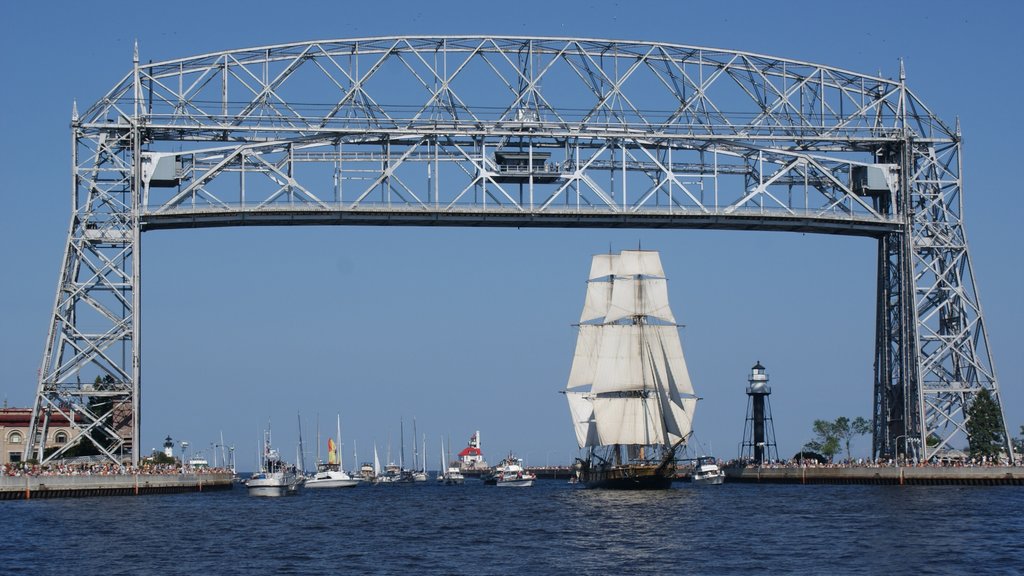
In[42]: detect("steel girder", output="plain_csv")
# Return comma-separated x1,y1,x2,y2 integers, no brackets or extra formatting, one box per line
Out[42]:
25,37,1011,465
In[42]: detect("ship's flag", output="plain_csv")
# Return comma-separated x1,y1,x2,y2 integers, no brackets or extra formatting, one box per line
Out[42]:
328,438,338,465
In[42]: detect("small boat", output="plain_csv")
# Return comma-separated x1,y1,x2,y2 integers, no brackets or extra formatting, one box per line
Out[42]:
305,415,359,489
690,456,725,485
494,454,536,487
442,466,465,485
436,436,464,485
246,426,303,497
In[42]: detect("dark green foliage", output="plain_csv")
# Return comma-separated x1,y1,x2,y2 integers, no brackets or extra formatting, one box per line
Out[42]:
965,389,1005,459
804,416,871,462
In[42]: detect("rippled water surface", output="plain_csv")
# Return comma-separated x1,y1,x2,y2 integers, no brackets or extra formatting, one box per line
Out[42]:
4,480,1023,574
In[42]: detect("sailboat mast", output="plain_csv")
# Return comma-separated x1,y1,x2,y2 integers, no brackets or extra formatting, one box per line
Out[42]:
413,418,419,472
342,412,350,471
315,413,321,467
297,412,306,473
400,419,406,471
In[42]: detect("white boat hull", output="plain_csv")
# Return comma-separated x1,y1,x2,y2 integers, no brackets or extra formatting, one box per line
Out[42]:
496,478,534,487
305,469,359,489
304,477,359,489
245,473,302,496
691,465,726,486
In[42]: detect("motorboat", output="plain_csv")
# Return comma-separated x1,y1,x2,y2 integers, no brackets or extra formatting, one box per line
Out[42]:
246,427,303,497
691,456,725,485
494,454,536,487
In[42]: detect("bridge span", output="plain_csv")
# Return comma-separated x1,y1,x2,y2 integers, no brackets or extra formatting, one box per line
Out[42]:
26,36,1010,466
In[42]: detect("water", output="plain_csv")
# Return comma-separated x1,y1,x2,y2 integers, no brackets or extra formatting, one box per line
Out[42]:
3,480,1023,575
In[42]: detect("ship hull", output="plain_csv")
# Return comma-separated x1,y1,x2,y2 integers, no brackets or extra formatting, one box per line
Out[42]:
577,462,676,490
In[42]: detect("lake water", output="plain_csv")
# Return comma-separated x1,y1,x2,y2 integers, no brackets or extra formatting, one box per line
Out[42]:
3,479,1022,574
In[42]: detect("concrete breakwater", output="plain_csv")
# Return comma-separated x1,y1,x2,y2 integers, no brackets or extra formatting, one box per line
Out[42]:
0,472,235,499
723,466,1024,486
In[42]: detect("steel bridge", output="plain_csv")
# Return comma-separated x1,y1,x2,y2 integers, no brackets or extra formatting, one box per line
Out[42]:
25,36,1011,465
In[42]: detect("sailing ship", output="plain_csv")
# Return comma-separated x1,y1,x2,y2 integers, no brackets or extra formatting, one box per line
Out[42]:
564,250,697,490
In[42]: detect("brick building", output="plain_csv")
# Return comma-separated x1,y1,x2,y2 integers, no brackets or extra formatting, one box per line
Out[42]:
0,408,77,466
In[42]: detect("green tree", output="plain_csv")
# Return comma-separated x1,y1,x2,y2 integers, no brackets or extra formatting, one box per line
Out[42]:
804,417,872,463
804,419,841,462
965,389,1005,460
833,416,872,462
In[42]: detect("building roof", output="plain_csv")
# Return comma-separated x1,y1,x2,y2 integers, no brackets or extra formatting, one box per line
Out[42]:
0,408,79,426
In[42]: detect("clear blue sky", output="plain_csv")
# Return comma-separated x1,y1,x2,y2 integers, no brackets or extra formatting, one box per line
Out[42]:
1,1,1021,470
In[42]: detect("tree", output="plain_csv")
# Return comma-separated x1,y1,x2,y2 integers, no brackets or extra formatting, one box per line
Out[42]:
804,419,840,462
834,417,872,462
965,389,1005,460
804,416,871,463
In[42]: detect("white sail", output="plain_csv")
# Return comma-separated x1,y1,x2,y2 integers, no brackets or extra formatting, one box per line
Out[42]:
565,249,697,451
615,250,666,278
566,391,598,447
605,276,675,324
592,395,666,446
566,324,602,389
590,324,646,394
588,253,615,280
580,277,613,323
373,444,381,475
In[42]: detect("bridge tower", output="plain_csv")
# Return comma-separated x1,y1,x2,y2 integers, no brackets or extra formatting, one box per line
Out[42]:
23,38,1012,466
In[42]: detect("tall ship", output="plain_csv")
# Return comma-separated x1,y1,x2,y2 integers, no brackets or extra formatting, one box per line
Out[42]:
564,250,697,490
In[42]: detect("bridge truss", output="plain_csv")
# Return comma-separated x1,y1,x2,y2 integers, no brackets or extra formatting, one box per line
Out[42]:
26,36,1010,465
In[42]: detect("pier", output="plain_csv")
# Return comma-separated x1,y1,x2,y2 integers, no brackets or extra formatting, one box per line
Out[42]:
0,473,235,500
722,466,1024,486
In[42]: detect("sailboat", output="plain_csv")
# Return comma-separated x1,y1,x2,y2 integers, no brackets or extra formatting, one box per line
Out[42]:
412,419,428,482
305,414,359,489
437,435,464,485
564,250,697,490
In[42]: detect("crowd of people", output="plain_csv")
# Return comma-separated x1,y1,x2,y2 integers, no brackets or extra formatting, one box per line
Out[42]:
725,455,1017,469
1,462,234,477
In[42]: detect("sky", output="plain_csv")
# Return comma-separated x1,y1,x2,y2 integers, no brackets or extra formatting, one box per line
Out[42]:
1,0,1021,471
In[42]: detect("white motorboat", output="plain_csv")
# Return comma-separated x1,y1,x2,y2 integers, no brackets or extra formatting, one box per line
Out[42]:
691,456,725,485
495,454,536,487
442,467,465,485
246,427,303,497
305,468,359,489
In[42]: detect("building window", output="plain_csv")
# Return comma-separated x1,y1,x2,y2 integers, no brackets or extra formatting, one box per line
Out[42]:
54,431,68,444
8,431,23,444
8,452,21,463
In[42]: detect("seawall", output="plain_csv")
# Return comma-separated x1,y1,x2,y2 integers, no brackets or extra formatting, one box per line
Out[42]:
0,473,235,500
723,466,1024,486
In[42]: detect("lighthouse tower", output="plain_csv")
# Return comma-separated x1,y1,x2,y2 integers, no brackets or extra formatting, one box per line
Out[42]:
741,361,779,464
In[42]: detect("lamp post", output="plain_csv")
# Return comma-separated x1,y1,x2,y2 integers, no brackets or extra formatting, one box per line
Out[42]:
895,435,907,465
180,441,189,469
